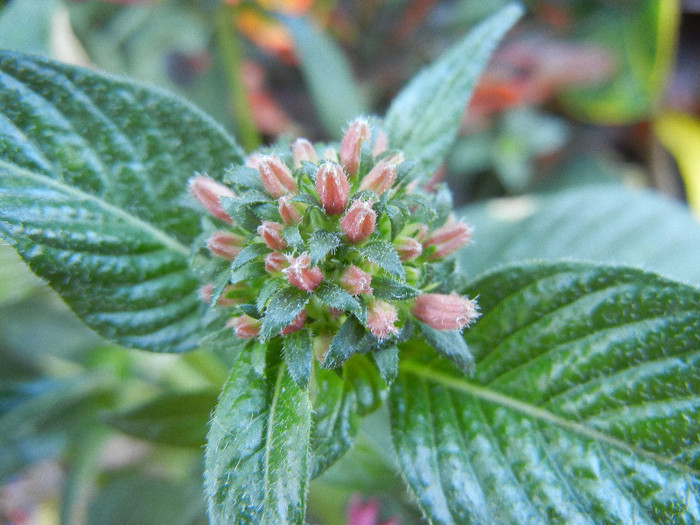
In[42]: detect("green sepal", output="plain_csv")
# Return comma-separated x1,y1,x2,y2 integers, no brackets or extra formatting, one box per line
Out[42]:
260,285,310,341
371,276,421,301
419,322,475,376
256,277,286,312
230,261,267,285
357,241,405,280
231,244,268,271
373,345,399,386
220,197,260,233
322,316,370,369
384,205,407,240
315,281,363,319
308,230,341,265
283,224,305,253
223,165,265,193
283,329,313,389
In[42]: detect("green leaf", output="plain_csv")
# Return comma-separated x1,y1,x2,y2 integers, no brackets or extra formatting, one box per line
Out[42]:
283,330,312,389
256,277,286,312
458,184,700,285
103,391,217,448
283,223,305,253
285,16,366,137
419,323,475,376
315,281,362,318
357,241,405,280
371,276,421,301
384,3,523,175
308,230,341,265
391,262,700,524
231,243,268,271
0,51,243,352
224,165,265,193
322,317,369,369
205,346,311,524
260,285,310,341
373,345,399,386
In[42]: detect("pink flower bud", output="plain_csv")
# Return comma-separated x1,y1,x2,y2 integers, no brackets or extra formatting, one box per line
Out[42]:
366,299,399,339
198,284,239,307
316,162,349,215
258,155,297,198
372,130,388,157
394,237,423,261
340,200,377,244
322,147,338,162
257,221,287,250
206,231,245,260
280,309,307,335
188,175,235,223
264,251,289,273
226,314,261,338
359,161,396,195
291,138,318,167
284,253,323,291
340,118,370,176
339,265,373,295
424,222,472,259
278,195,304,225
412,293,479,330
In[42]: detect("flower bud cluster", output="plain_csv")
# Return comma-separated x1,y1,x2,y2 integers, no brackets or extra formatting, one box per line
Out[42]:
189,117,479,368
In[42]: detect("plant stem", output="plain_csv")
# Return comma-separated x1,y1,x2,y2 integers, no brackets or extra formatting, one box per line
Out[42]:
216,5,261,152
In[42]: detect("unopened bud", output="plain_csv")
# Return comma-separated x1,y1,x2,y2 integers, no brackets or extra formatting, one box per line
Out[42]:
278,195,304,225
340,200,377,244
322,147,338,162
198,283,239,307
394,237,422,261
258,155,297,198
313,332,333,362
281,309,307,335
227,314,261,338
284,253,323,291
366,299,399,339
188,175,235,223
291,138,318,167
257,221,287,250
264,252,289,273
340,118,370,176
206,231,245,260
424,222,472,259
411,293,479,330
316,162,349,215
339,265,372,295
372,130,388,157
359,161,396,195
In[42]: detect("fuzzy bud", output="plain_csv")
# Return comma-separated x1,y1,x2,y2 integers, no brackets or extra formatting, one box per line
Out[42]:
227,314,261,338
284,253,323,291
411,293,479,330
340,200,377,244
394,236,423,261
316,162,349,215
264,252,289,274
291,138,318,167
359,161,396,195
281,309,307,335
424,222,472,259
366,299,399,339
258,155,297,198
188,176,235,223
339,265,373,295
206,231,245,260
257,221,287,250
278,195,304,225
340,118,370,176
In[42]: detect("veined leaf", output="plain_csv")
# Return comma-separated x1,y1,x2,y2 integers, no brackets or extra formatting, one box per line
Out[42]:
384,3,523,175
205,345,312,524
0,51,243,352
391,262,700,524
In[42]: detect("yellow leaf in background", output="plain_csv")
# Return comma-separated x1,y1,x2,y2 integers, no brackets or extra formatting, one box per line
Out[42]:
654,113,700,219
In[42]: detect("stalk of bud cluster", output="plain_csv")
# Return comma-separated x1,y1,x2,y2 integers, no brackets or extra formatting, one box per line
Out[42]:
366,299,399,339
340,200,376,244
257,221,287,250
394,237,423,261
424,222,472,259
291,138,318,167
340,118,370,177
339,265,373,295
258,155,298,198
188,176,235,223
226,315,261,338
284,253,323,291
316,162,349,215
206,231,245,260
280,310,307,335
411,293,479,330
278,195,304,225
359,161,396,195
264,252,289,273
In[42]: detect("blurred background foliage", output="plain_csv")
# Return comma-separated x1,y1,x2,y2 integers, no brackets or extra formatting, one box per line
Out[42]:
1,0,700,524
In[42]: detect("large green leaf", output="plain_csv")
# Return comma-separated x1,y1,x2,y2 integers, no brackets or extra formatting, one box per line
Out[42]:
458,184,700,286
384,3,523,176
0,51,243,352
391,262,700,524
205,345,312,524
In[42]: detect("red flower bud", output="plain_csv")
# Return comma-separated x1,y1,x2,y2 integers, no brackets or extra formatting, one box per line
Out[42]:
394,236,423,261
188,175,235,223
339,265,373,295
284,253,323,291
258,155,297,198
424,222,472,259
257,221,287,250
340,118,370,176
411,293,479,330
280,309,307,335
316,162,349,215
206,231,245,260
366,299,399,339
227,314,261,338
264,252,289,273
340,200,377,244
359,161,396,195
291,138,318,167
278,194,304,225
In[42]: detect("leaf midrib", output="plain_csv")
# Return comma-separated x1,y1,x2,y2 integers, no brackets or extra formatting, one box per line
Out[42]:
262,362,287,517
401,360,700,477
